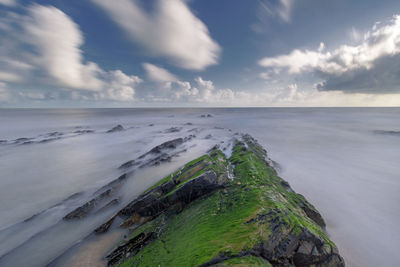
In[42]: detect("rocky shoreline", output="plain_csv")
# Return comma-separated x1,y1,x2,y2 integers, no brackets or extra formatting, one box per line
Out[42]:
88,134,344,267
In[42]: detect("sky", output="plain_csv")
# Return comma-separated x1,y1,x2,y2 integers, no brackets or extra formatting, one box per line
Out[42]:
0,0,400,107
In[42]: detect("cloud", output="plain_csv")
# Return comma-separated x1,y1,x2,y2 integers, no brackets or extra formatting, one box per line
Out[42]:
0,82,10,102
91,0,220,70
22,5,103,90
0,4,142,101
142,63,178,83
0,0,16,7
259,14,400,93
257,0,294,23
277,0,294,22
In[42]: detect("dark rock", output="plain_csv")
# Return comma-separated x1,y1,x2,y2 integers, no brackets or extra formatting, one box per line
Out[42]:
63,189,114,220
93,173,130,196
106,232,156,266
148,138,183,154
299,198,326,228
373,130,400,136
96,198,120,214
166,171,222,205
38,137,62,143
74,129,95,134
200,114,213,118
14,137,33,144
118,160,139,169
94,214,117,234
107,125,125,133
164,127,182,133
183,134,196,142
46,131,63,137
204,134,212,139
119,171,221,225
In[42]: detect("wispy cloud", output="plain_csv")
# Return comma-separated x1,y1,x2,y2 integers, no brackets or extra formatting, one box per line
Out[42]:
259,15,400,93
142,63,178,83
257,0,294,23
0,4,142,101
0,0,17,7
91,0,221,70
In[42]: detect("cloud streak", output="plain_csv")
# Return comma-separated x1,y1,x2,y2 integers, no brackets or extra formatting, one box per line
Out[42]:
0,4,142,101
92,0,221,70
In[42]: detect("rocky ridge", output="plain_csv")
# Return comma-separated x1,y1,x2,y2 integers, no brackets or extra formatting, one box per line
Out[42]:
94,134,344,267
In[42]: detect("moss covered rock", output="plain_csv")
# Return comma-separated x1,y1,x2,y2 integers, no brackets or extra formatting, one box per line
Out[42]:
102,134,344,267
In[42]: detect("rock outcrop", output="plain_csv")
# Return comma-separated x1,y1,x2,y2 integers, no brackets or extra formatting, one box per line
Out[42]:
97,134,344,267
107,125,124,133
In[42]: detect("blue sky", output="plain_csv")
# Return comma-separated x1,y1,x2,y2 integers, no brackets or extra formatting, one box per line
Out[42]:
0,0,400,107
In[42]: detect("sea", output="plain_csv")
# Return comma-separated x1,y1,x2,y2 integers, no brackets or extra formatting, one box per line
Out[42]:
0,108,399,267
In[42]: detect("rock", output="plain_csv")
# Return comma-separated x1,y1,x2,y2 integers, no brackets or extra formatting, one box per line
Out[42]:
164,127,182,133
74,129,95,134
200,114,213,118
107,125,124,133
95,198,120,214
204,134,212,139
63,189,114,220
148,138,183,154
106,232,156,266
166,171,222,205
13,137,33,144
94,214,117,234
99,134,344,267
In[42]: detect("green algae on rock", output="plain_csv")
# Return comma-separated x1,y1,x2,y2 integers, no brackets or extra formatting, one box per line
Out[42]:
100,134,344,267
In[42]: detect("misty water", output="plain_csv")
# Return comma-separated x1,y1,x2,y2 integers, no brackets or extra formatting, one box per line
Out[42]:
0,108,399,267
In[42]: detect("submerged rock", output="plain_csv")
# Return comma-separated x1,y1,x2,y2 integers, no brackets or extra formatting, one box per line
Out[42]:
164,127,182,133
107,125,124,133
200,114,213,118
98,134,344,266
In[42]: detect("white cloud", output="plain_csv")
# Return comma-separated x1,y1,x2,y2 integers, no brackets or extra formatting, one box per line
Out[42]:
18,91,46,100
0,82,10,102
277,0,294,23
91,0,220,70
23,5,103,90
348,27,361,42
259,15,400,93
142,63,178,83
0,71,21,82
0,4,142,102
256,0,294,23
0,0,16,6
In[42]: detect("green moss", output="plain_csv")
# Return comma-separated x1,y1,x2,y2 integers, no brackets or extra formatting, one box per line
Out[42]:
219,256,272,266
115,136,338,266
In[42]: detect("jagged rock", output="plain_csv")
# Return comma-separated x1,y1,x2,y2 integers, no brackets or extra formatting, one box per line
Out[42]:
63,189,114,220
96,198,120,214
94,214,117,234
164,127,182,133
148,138,183,154
74,129,95,134
100,134,344,267
107,125,124,133
106,232,156,266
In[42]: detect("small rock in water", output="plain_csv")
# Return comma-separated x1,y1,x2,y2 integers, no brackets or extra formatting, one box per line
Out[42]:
200,114,213,118
107,125,125,133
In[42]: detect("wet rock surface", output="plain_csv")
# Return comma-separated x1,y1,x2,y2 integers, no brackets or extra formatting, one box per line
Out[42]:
97,134,344,266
